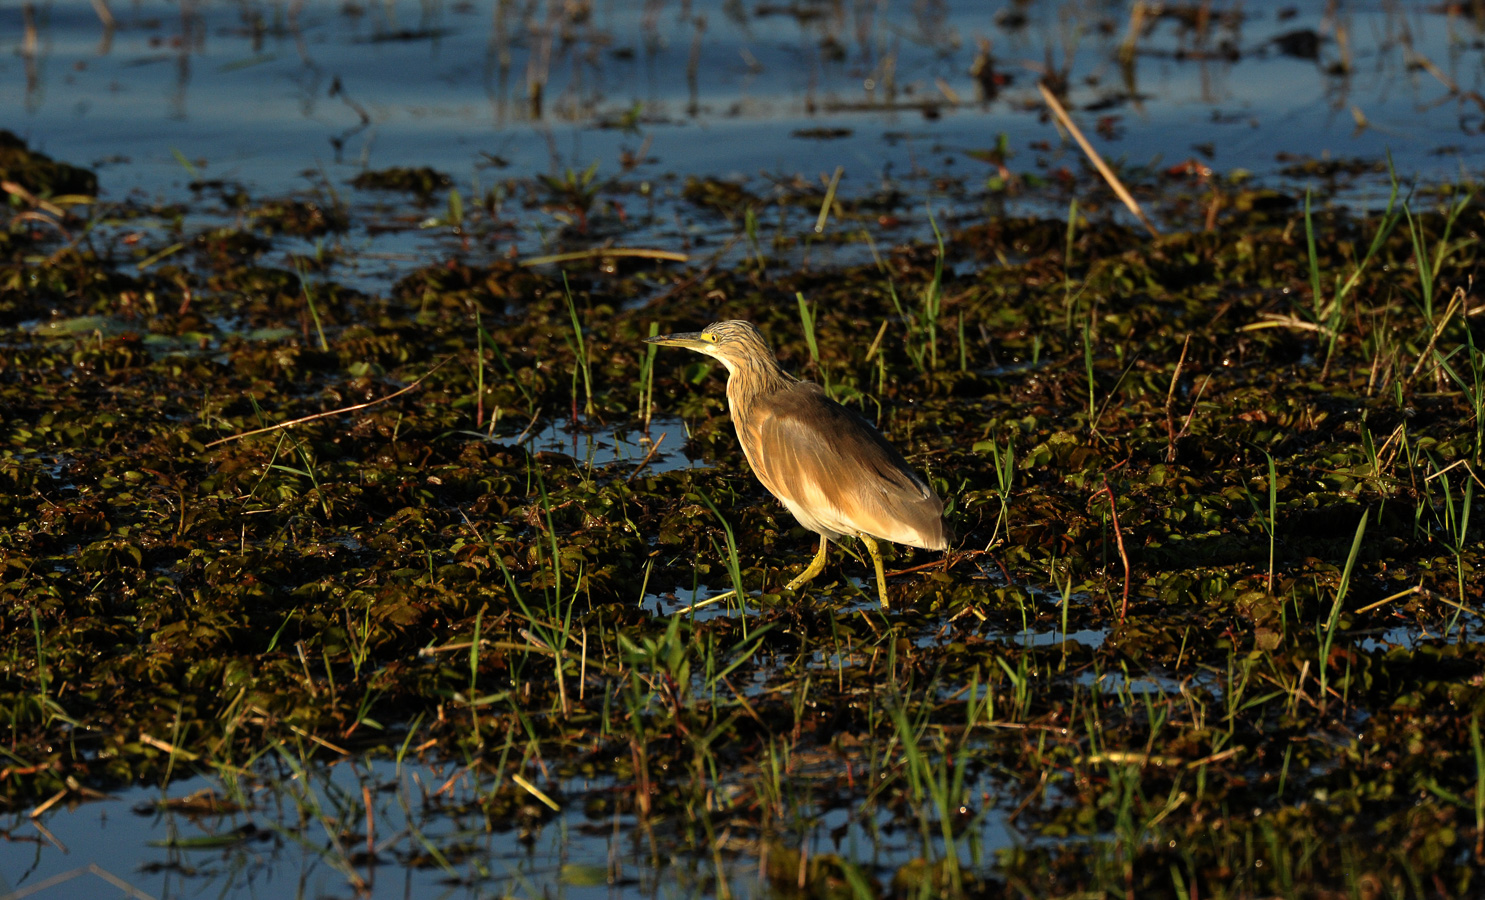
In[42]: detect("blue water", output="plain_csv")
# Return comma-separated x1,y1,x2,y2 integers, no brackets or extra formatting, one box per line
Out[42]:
6,0,1481,285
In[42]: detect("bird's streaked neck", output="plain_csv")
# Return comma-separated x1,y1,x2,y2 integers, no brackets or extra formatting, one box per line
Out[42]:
723,350,794,417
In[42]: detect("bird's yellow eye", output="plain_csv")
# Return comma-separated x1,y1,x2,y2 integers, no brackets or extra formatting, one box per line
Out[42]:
702,332,718,343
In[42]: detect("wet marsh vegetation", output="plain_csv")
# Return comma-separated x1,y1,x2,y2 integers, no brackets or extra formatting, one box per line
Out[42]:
8,134,1485,898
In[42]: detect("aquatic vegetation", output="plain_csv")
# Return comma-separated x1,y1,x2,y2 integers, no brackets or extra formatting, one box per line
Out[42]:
350,166,454,201
3,134,1485,898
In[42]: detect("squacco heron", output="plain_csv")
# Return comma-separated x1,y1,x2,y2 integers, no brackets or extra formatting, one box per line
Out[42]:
646,320,947,609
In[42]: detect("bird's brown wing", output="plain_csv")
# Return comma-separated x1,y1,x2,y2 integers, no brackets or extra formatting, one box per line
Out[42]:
746,383,947,550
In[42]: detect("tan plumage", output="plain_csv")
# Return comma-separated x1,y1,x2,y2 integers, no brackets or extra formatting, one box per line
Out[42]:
646,319,947,608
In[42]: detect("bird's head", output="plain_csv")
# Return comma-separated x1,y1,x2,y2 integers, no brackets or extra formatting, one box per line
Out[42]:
644,320,774,376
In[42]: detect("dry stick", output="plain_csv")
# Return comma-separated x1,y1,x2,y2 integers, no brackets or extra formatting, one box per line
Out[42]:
2,180,68,217
1204,181,1222,232
1403,286,1466,391
12,210,71,241
1173,373,1212,445
1038,81,1160,239
671,590,737,616
1365,340,1387,396
511,773,562,812
91,0,116,29
520,247,689,268
1100,479,1132,621
625,431,668,482
1164,334,1192,463
511,407,544,446
1424,459,1485,497
1355,585,1432,615
1354,584,1482,619
363,784,376,861
579,626,588,702
1371,421,1408,476
814,165,845,234
29,819,65,854
7,865,156,900
630,740,651,816
864,320,890,361
139,733,201,761
889,547,987,577
1239,313,1337,338
1410,48,1485,113
204,357,451,448
1425,458,1473,483
286,723,349,756
28,788,69,819
1006,769,1051,825
1117,0,1148,65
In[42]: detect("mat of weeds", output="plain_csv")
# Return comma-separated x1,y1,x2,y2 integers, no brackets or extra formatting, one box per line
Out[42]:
4,137,1485,898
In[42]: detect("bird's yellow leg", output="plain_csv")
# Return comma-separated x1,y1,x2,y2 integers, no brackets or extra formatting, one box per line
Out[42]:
785,535,831,593
859,534,890,609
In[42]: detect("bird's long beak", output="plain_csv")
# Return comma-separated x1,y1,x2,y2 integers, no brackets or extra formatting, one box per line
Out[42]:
644,331,710,351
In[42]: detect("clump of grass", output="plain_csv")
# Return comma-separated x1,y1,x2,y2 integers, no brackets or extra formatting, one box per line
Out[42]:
1318,511,1367,709
562,272,594,419
293,257,330,351
638,320,659,428
871,209,946,375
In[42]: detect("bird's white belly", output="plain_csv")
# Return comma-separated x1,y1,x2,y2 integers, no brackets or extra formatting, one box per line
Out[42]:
776,493,848,542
